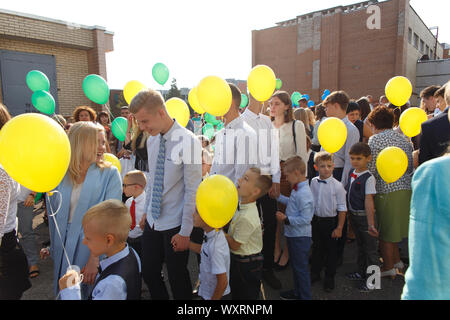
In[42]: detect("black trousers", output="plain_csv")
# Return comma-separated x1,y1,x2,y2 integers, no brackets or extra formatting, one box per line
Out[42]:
332,167,347,265
127,236,142,260
190,227,204,266
230,254,263,300
0,231,32,300
311,216,339,280
256,194,277,271
141,222,192,300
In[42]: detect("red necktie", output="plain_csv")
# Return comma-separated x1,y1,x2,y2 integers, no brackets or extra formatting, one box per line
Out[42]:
351,172,358,180
130,200,136,230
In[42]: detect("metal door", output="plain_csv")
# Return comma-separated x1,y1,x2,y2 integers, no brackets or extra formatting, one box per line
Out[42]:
0,50,58,116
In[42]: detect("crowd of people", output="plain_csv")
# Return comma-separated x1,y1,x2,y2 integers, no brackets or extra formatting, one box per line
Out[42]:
0,80,449,300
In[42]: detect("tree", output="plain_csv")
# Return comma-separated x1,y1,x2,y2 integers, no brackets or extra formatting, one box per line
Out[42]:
165,78,182,100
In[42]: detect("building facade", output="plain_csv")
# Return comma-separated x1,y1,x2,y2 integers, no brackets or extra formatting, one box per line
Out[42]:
252,0,444,106
0,9,113,117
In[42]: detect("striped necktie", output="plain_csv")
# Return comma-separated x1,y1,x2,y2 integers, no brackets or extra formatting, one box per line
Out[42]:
151,136,166,221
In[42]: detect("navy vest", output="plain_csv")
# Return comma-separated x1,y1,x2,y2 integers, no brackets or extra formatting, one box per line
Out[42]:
88,248,141,300
345,170,372,212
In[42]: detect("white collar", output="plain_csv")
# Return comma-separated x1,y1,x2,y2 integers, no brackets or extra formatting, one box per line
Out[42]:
133,191,146,203
99,244,129,272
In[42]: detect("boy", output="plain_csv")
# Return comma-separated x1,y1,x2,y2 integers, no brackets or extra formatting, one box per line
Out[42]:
189,209,230,300
310,152,347,292
225,168,272,300
345,143,379,292
275,156,315,300
58,199,141,300
123,170,147,258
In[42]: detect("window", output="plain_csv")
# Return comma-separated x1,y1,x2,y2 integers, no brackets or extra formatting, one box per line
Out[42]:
426,45,430,56
420,40,424,53
408,28,412,44
413,33,419,49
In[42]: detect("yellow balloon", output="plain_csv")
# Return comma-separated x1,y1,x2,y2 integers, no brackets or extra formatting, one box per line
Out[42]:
124,80,147,105
317,117,348,154
188,87,205,114
197,76,232,117
399,107,428,138
0,113,71,192
376,147,408,184
196,175,238,229
103,153,121,173
166,97,190,127
247,65,276,102
385,76,412,107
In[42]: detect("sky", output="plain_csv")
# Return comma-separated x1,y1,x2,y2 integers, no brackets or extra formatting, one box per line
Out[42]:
1,0,449,90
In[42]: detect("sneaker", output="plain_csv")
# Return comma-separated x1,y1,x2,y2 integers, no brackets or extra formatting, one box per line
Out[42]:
280,290,300,300
263,270,282,290
323,277,335,293
345,272,363,281
358,281,372,293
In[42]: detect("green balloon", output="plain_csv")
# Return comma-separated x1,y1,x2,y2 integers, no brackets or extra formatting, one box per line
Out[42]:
291,91,302,105
216,121,224,131
152,63,169,85
83,74,110,105
26,70,50,92
111,117,128,142
276,79,282,90
31,90,55,115
240,94,249,108
204,113,221,125
203,123,215,140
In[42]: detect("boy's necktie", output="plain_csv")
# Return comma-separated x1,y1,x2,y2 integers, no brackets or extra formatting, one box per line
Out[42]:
151,136,166,221
130,199,136,230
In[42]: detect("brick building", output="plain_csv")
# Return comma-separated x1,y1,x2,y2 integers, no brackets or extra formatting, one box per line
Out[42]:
0,9,113,117
252,0,445,106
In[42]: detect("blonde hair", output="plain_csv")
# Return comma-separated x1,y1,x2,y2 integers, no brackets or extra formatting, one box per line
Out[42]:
445,80,450,106
314,151,333,165
249,167,272,197
82,199,131,243
306,108,315,126
124,170,147,188
294,108,311,135
67,121,110,183
283,156,306,175
129,89,165,114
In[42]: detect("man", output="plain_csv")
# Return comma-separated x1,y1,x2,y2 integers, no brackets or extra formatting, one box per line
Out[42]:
299,97,308,109
420,86,440,116
419,82,450,165
433,85,447,116
130,89,202,300
366,95,375,110
379,96,389,107
241,94,282,290
210,83,257,186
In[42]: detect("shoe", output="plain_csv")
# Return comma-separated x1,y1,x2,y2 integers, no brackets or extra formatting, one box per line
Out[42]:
280,289,300,300
310,273,321,284
274,259,290,272
192,279,200,296
263,270,282,290
358,281,372,293
345,272,363,281
380,268,397,279
323,278,335,293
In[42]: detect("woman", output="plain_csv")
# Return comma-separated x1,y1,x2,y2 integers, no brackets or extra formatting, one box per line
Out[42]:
45,121,122,299
306,108,316,138
72,106,97,123
294,108,312,138
0,104,32,299
122,116,149,172
270,91,308,270
96,111,112,153
311,104,326,152
366,106,413,278
356,98,374,143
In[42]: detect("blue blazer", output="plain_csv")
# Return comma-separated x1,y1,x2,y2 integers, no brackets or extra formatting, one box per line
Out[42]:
419,108,450,165
47,164,122,297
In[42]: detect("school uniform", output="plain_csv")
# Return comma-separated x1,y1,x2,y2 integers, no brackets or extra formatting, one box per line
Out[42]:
125,191,146,258
345,170,379,278
310,176,347,288
198,230,230,300
228,202,263,300
60,244,141,300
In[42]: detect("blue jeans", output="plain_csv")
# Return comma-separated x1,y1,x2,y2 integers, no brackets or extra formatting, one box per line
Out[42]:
17,202,39,266
286,236,312,300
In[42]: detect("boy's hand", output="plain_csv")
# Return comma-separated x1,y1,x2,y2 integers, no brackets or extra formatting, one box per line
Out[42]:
331,227,343,239
82,256,99,285
368,225,379,238
40,247,50,260
276,211,286,222
139,214,147,231
24,194,35,207
59,270,80,290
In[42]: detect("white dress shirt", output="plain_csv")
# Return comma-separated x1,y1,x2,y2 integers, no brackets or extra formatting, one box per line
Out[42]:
240,108,281,183
125,191,146,239
310,176,347,217
145,121,202,236
0,165,20,242
210,116,258,186
276,120,308,163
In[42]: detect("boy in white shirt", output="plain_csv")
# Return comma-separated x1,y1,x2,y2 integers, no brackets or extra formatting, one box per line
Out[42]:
123,170,147,258
189,209,230,300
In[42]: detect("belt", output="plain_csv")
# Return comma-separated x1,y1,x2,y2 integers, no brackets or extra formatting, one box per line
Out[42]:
231,252,263,263
349,210,367,217
314,215,337,221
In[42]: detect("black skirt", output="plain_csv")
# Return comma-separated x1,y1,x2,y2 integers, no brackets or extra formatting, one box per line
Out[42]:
0,230,32,299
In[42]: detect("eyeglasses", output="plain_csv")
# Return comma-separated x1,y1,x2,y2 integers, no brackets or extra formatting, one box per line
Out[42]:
122,183,138,188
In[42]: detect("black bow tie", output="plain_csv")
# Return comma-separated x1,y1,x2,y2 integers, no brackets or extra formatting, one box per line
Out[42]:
203,235,208,243
318,180,327,184
97,265,102,274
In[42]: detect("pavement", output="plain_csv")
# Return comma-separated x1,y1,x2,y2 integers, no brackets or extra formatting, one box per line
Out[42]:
21,212,406,300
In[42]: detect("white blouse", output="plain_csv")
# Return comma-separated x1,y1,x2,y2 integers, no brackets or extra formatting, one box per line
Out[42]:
275,120,308,163
0,165,20,242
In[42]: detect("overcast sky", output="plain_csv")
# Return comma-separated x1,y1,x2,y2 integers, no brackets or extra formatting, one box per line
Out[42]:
2,0,449,90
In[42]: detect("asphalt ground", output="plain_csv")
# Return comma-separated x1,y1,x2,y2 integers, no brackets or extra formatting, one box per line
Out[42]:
21,212,406,300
